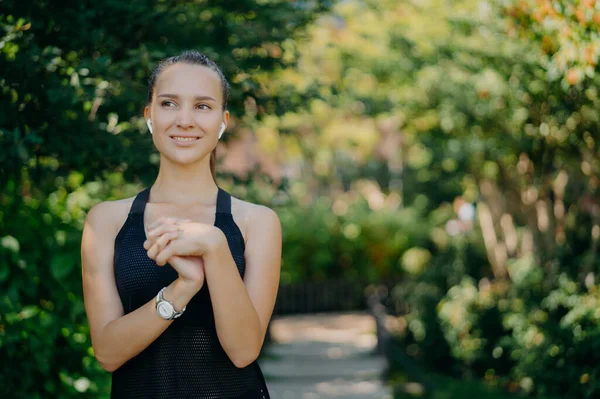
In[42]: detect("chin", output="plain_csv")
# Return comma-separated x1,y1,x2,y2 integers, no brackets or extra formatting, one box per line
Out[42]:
161,151,209,166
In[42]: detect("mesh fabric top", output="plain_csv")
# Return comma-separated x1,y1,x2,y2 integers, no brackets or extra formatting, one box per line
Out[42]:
111,186,269,399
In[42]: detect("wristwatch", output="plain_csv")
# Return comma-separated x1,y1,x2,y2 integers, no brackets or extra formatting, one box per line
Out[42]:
155,287,186,320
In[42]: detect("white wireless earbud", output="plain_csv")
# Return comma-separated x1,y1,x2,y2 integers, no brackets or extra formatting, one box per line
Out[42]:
146,118,153,134
218,122,226,139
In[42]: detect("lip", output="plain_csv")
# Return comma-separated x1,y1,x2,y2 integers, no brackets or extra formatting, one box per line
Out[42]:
169,136,201,146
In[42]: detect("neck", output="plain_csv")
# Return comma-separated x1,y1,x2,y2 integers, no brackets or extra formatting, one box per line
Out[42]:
151,154,218,206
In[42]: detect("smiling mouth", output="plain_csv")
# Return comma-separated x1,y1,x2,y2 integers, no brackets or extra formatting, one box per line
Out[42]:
170,136,200,142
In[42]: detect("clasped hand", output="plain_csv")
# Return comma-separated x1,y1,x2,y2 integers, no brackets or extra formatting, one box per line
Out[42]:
143,217,226,286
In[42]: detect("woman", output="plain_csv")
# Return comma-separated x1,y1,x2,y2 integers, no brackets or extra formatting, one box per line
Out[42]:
81,50,281,399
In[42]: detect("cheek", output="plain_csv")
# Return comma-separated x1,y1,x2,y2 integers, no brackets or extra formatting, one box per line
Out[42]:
153,109,175,125
193,118,224,136
194,113,222,125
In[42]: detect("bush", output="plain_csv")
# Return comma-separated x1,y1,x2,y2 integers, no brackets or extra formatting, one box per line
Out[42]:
272,179,434,284
390,250,600,398
0,177,130,398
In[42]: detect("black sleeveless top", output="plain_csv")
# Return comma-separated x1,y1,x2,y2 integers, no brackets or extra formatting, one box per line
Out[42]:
111,186,270,399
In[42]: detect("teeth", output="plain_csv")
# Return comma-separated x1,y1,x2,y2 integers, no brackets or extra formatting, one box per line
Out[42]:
172,136,199,142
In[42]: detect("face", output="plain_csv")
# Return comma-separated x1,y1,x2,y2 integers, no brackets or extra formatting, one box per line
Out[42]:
144,63,229,165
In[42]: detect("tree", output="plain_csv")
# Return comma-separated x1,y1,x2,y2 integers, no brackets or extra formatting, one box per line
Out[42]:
0,1,330,397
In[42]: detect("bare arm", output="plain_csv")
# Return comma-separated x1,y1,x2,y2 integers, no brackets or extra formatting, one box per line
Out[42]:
81,202,200,372
202,205,282,368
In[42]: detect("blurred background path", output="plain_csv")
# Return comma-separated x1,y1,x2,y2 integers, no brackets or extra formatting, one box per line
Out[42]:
260,312,392,399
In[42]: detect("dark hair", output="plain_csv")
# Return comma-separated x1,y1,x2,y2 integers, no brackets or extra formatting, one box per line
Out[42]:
147,50,230,182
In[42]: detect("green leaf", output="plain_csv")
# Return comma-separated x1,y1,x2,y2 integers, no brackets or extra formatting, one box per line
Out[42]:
0,260,8,282
50,253,75,280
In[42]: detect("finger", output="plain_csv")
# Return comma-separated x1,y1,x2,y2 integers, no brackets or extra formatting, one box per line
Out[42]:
147,223,178,241
156,241,175,266
143,237,159,250
154,230,179,256
148,217,188,236
147,216,177,231
148,217,191,234
146,241,159,261
147,232,176,260
147,218,164,231
143,234,168,250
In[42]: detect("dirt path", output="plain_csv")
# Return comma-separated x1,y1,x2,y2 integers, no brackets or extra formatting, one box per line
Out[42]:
259,312,393,399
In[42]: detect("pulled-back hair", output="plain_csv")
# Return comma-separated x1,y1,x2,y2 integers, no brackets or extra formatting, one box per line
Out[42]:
147,50,230,182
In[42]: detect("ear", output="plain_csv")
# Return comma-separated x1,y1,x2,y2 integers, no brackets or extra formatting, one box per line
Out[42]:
222,109,230,126
144,105,150,120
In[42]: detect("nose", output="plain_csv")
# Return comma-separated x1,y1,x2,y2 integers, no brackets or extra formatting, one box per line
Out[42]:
176,107,195,129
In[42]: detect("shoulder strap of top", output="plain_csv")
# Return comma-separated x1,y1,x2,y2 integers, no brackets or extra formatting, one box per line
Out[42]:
129,186,228,215
216,187,231,214
129,187,151,215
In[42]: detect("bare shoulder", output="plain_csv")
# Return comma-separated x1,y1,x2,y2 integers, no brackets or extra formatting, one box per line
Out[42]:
85,196,136,239
230,196,281,244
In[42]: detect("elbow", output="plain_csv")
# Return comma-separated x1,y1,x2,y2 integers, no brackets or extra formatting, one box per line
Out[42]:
91,329,120,372
95,349,121,373
97,357,119,373
224,327,264,368
232,354,258,369
99,362,118,373
230,345,261,369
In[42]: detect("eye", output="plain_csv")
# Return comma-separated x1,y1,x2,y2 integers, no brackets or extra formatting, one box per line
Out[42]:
161,101,176,107
196,103,211,110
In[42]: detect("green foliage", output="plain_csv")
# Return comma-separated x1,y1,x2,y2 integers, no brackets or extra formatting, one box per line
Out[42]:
1,0,331,185
3,0,600,397
391,371,558,399
0,1,330,397
393,246,600,398
504,274,600,398
311,1,600,397
390,230,491,372
273,180,432,284
0,177,132,397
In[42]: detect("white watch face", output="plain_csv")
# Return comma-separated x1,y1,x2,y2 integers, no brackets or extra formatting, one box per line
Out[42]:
157,301,174,319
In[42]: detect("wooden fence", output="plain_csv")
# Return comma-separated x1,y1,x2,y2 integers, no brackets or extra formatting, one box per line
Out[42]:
272,278,404,315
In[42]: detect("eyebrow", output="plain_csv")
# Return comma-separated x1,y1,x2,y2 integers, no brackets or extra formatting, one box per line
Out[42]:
157,94,217,101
